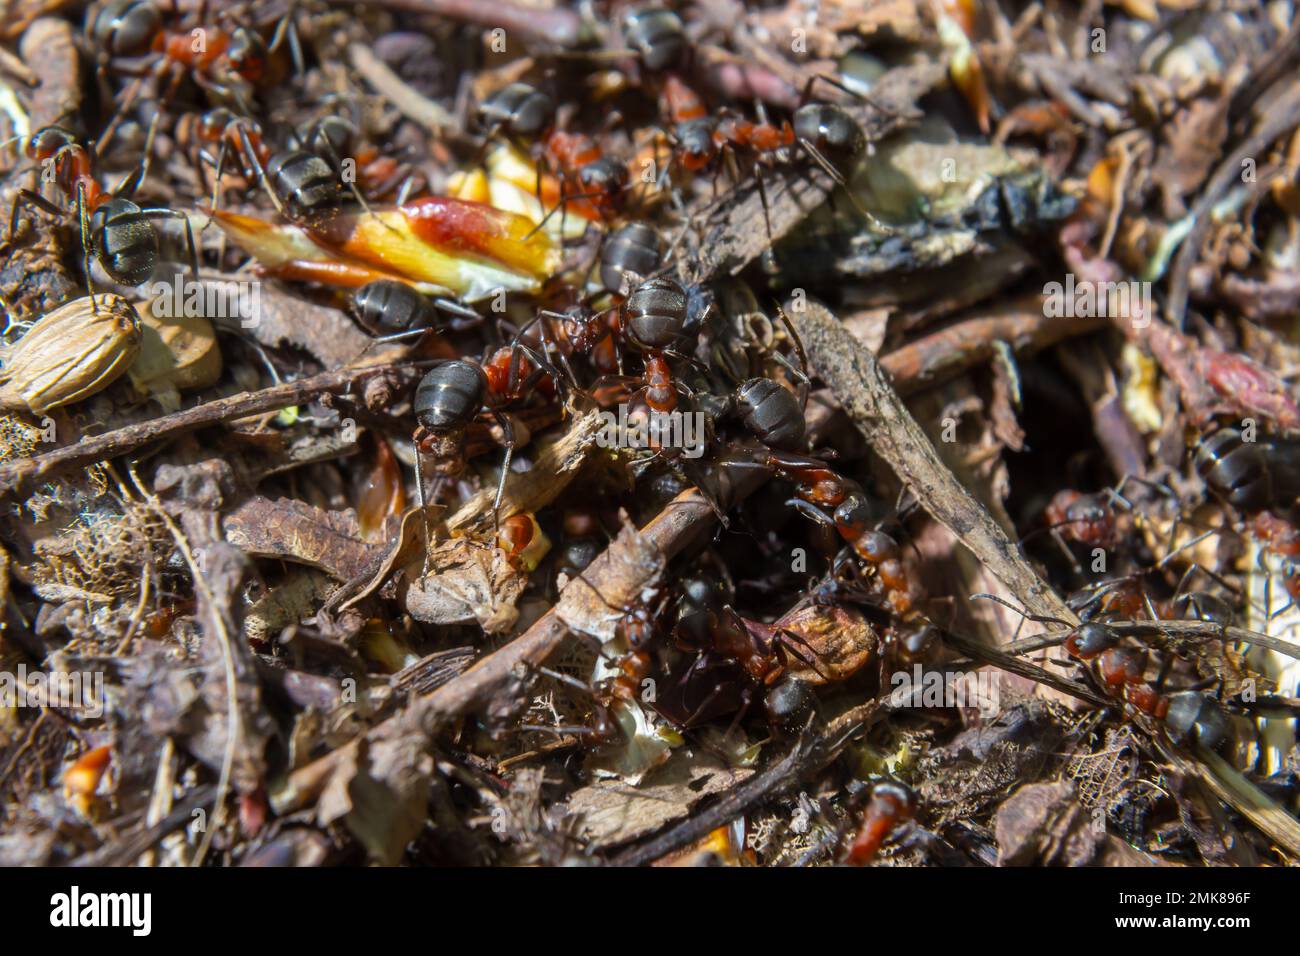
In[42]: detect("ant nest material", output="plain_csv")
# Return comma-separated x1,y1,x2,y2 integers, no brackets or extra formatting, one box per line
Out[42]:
33,501,173,597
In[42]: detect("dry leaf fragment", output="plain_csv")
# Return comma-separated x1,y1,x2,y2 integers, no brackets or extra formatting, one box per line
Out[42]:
556,521,665,643
995,780,1102,866
224,496,381,580
774,604,877,685
564,752,752,848
404,536,526,634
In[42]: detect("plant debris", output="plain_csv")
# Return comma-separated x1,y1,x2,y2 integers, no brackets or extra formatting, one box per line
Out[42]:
0,0,1297,872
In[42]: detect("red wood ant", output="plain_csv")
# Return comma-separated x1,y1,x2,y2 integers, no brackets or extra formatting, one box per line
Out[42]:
973,593,1187,722
652,70,889,234
411,346,563,527
3,127,199,295
88,0,301,100
475,82,627,228
847,780,917,864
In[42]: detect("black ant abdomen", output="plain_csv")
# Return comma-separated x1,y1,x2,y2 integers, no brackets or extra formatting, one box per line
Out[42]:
477,82,556,139
623,276,689,351
414,359,487,437
792,103,865,160
622,7,687,72
600,222,662,294
89,0,162,58
89,196,161,285
733,377,805,451
264,149,343,224
352,279,439,338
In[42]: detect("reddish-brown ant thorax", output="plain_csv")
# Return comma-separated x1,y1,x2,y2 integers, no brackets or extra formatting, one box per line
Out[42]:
848,782,917,865
1045,489,1117,547
1124,682,1169,718
1098,647,1146,690
643,353,677,412
1254,512,1300,557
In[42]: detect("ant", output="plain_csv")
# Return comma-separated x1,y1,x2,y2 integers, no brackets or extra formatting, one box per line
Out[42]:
475,82,627,229
1028,476,1179,574
88,0,300,101
87,0,304,169
657,571,833,734
411,345,565,529
972,593,1189,721
1196,424,1300,515
846,780,918,865
348,279,482,349
653,67,888,235
760,453,915,616
297,113,418,202
3,127,199,297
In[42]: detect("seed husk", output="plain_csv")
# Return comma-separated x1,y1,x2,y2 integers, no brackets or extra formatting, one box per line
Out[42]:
0,294,142,415
128,302,223,411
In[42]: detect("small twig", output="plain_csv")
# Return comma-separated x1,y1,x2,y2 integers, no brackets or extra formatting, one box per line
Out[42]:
330,0,587,48
1167,87,1300,329
610,700,886,866
785,298,1078,627
0,362,429,497
349,44,454,132
879,301,1105,396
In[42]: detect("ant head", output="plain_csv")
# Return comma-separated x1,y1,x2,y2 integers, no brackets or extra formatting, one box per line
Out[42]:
224,27,268,82
24,126,79,162
673,119,716,170
1065,493,1110,525
577,157,628,196
1065,621,1117,660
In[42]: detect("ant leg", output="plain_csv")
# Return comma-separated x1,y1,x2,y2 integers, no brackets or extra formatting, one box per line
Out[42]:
773,303,812,405
787,497,836,529
74,183,100,311
490,409,517,529
798,138,892,235
1049,527,1083,574
800,73,901,120
777,627,833,681
433,298,482,326
270,6,307,78
4,189,63,249
414,449,431,574
969,592,1073,630
754,163,774,241
523,188,604,242
310,124,397,232
234,122,287,218
679,676,731,729
138,208,201,282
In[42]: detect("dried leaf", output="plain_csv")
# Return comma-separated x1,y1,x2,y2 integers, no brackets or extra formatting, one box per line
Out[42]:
224,496,381,580
557,522,665,643
404,536,526,634
565,752,751,848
